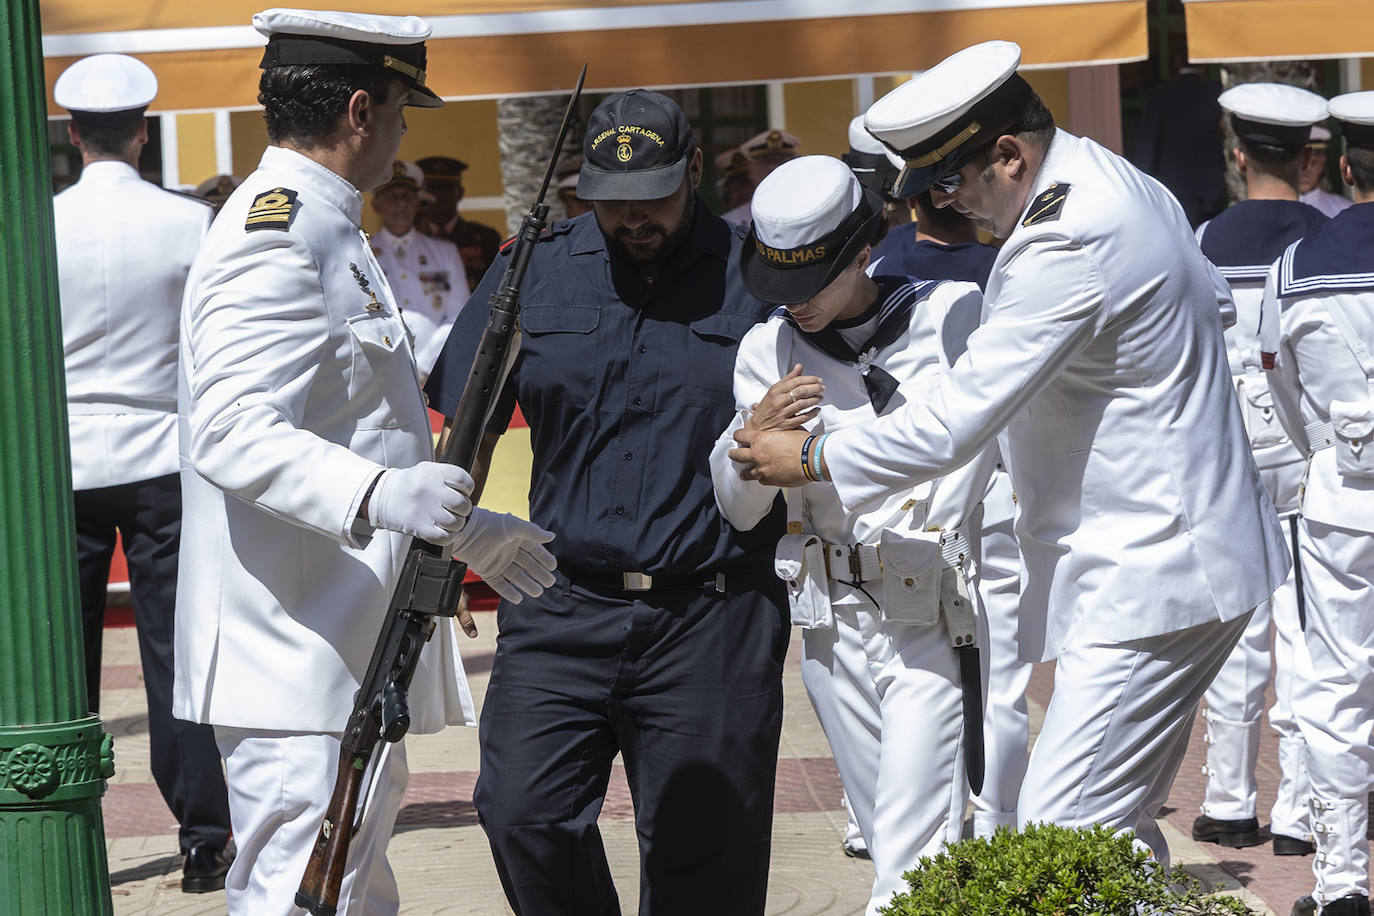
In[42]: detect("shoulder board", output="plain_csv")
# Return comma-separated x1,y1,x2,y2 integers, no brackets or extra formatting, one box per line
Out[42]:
1022,182,1071,227
245,187,299,232
497,219,573,254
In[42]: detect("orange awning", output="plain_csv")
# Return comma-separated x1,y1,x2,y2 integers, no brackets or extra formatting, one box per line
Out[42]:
41,1,1147,113
1185,0,1374,63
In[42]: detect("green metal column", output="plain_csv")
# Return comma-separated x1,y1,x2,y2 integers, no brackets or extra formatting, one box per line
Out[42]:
0,0,115,912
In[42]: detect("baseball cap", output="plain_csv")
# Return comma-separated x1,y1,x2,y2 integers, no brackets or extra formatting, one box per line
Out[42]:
579,90,695,201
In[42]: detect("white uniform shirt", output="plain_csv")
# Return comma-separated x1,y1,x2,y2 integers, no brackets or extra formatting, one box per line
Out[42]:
55,160,211,489
1301,187,1352,219
175,146,473,733
712,280,991,586
824,130,1290,661
1263,225,1374,535
371,227,470,375
1195,202,1326,517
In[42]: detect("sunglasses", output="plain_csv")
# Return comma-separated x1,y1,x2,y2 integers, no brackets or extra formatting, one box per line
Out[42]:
928,139,997,195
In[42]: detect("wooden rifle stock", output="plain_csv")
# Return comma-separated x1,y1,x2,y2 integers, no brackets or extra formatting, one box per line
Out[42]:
296,64,587,915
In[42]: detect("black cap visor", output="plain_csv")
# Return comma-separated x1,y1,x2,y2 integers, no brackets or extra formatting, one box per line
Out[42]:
1230,115,1309,150
1341,120,1374,148
577,154,690,201
261,36,443,108
740,188,884,305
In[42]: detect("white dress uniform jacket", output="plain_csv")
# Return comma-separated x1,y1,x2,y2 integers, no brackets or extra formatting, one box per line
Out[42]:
824,130,1290,661
175,146,474,733
56,160,211,489
371,227,470,375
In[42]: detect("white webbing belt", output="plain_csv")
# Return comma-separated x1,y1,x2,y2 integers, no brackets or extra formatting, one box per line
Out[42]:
820,522,973,585
821,542,882,584
1306,420,1336,452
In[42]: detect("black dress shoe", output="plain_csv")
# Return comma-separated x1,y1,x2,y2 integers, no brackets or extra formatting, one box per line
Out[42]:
840,840,871,860
1191,814,1263,848
1293,895,1318,916
1273,833,1316,856
182,843,233,893
1322,895,1371,916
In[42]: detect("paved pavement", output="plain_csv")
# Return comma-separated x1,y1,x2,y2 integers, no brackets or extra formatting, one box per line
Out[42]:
94,608,1350,915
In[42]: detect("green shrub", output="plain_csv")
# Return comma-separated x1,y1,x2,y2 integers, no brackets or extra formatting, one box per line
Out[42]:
879,822,1258,915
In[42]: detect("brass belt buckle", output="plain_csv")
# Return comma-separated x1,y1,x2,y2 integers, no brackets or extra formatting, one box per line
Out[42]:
622,572,653,591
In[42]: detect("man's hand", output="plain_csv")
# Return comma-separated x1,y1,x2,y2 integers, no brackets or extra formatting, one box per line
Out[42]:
450,509,557,603
746,364,824,432
454,587,477,638
728,427,815,487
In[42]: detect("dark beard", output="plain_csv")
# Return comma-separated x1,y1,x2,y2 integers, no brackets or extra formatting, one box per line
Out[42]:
606,193,696,274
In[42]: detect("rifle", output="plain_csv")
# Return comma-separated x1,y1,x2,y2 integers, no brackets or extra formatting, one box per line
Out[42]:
295,64,588,916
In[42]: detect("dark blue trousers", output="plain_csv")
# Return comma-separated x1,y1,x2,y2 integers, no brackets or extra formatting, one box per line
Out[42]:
474,567,788,916
74,474,231,853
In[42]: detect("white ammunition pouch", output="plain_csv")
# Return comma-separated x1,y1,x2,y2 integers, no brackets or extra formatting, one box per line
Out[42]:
1303,298,1374,480
1307,396,1374,479
775,533,832,629
877,529,942,625
1235,371,1288,451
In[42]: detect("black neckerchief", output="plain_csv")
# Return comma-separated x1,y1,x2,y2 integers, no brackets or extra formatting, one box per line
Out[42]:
774,276,936,413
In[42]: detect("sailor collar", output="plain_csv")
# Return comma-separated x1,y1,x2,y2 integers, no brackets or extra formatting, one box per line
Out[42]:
257,145,365,228
1276,202,1374,297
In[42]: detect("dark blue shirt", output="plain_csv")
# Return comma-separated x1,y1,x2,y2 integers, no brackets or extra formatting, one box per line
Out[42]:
425,197,784,575
870,234,999,291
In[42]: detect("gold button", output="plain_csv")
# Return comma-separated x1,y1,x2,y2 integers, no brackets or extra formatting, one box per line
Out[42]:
383,335,392,346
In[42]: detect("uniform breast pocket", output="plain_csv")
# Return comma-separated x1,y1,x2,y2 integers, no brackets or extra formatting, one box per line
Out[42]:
520,303,602,405
346,311,420,430
681,312,757,408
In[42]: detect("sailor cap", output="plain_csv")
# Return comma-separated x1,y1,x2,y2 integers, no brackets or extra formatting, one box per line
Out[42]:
1329,91,1374,148
864,40,1032,198
740,155,883,305
1308,124,1333,146
1218,82,1328,149
253,8,442,109
54,54,157,116
842,114,900,200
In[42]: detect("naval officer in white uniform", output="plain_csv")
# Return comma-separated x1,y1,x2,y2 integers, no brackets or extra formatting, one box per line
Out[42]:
52,52,235,894
370,159,470,379
730,40,1290,864
712,155,992,915
175,11,556,914
1192,82,1329,855
1262,91,1374,916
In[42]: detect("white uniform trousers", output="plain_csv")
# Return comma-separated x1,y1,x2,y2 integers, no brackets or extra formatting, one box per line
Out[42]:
1019,612,1251,865
971,468,1029,837
800,599,968,916
1269,554,1315,841
1292,519,1374,905
215,728,409,915
1201,547,1312,833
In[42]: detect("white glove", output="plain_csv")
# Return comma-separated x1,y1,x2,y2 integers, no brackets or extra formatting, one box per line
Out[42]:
366,462,473,545
451,509,557,603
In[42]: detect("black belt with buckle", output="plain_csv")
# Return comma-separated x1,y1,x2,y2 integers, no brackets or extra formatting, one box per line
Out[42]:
563,567,727,594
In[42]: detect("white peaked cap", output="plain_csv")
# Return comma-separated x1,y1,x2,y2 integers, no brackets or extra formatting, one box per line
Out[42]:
55,54,157,114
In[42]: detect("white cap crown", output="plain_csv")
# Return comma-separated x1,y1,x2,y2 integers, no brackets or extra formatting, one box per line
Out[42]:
54,54,157,114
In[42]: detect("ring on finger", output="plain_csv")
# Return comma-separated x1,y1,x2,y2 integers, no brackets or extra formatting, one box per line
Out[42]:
789,389,797,403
